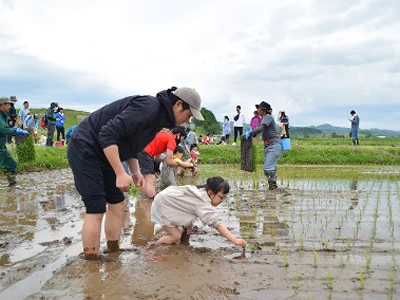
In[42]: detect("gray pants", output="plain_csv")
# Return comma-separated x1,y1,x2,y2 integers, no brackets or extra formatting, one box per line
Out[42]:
263,141,282,181
159,164,177,190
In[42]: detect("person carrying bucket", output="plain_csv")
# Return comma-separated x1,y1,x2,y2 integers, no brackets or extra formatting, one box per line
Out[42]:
242,101,282,190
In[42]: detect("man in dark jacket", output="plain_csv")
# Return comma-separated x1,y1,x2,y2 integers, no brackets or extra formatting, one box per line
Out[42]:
46,102,58,147
6,96,18,144
67,87,204,259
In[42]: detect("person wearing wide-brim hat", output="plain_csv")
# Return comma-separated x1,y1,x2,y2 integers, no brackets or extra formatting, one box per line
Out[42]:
242,101,282,190
0,97,29,185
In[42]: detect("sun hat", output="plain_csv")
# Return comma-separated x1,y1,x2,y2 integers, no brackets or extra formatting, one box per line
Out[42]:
255,101,272,111
173,87,204,121
0,97,14,104
10,96,17,102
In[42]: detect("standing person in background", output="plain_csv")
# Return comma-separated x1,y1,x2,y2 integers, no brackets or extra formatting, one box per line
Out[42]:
6,96,18,144
232,105,244,145
349,110,360,145
277,110,289,138
18,101,30,129
56,107,65,141
250,111,261,130
0,97,28,186
243,101,282,190
46,102,58,147
222,116,231,144
67,86,204,259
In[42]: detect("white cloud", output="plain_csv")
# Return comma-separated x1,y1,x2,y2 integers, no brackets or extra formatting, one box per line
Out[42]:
1,0,399,130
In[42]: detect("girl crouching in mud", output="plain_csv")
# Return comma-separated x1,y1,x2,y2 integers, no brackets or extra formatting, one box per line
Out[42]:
151,176,246,247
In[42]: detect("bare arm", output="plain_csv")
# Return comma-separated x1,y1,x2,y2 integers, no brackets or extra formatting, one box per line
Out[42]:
215,224,246,247
164,148,180,167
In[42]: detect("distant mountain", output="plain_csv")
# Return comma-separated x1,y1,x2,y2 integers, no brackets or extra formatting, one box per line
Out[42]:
216,121,400,137
308,124,400,137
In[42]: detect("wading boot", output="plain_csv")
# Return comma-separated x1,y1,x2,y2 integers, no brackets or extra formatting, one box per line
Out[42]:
7,173,17,186
268,180,278,190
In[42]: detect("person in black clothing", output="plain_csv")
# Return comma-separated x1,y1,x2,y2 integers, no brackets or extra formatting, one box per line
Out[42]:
67,87,204,259
46,102,58,147
6,96,18,144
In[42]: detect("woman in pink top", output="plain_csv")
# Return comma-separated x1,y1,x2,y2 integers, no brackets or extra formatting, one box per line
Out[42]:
250,111,261,130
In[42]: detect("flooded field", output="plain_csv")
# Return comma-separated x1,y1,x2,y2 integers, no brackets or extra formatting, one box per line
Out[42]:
0,165,399,299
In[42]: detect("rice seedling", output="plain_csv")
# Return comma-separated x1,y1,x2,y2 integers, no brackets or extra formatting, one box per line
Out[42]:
338,251,345,267
299,236,304,250
364,251,372,269
359,270,365,290
391,253,397,270
346,238,352,251
281,251,289,267
388,272,394,291
313,249,318,267
326,269,333,290
294,272,300,291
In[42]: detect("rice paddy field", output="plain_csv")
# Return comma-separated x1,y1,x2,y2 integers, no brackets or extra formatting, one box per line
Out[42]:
0,164,399,299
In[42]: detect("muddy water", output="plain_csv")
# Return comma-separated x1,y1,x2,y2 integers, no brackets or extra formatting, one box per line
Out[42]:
0,165,399,299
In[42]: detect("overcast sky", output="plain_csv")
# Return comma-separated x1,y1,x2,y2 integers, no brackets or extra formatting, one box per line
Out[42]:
1,0,399,130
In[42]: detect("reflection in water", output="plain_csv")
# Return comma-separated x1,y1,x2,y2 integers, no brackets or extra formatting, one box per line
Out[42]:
0,194,38,240
349,179,359,208
131,200,155,247
262,193,288,238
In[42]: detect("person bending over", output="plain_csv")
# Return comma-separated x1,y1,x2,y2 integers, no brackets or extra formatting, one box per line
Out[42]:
151,176,246,247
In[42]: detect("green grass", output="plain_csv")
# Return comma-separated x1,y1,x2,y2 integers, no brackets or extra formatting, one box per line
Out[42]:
3,132,400,173
199,138,400,165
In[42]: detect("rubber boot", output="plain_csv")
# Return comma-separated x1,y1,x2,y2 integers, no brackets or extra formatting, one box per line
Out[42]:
265,172,278,190
356,139,360,145
268,180,278,190
6,173,17,186
353,140,356,145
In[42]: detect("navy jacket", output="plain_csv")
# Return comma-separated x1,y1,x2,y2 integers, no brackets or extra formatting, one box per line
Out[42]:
72,90,175,163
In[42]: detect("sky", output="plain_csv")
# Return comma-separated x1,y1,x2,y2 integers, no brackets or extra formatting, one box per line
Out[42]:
1,0,399,131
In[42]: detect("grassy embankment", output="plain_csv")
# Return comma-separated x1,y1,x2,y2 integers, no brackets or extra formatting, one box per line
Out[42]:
6,108,400,172
8,136,400,173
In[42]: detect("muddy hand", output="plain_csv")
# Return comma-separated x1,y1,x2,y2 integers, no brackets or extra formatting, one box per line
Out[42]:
117,173,134,192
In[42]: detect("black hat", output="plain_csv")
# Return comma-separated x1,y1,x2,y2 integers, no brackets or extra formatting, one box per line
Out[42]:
255,101,272,110
10,96,17,102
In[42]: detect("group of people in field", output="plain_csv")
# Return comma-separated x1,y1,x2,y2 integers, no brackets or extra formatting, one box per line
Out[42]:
65,86,251,259
1,88,360,260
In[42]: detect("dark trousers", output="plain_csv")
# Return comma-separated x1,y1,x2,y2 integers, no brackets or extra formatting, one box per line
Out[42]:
234,127,243,143
224,134,230,144
46,124,55,147
56,126,65,141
